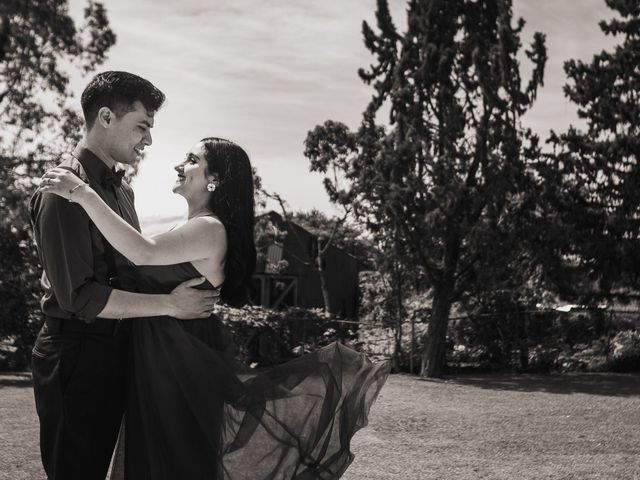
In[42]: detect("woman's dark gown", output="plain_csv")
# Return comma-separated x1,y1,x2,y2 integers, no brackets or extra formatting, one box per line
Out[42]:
112,261,390,479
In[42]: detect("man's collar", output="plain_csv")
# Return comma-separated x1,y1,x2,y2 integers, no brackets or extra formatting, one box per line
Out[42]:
72,145,125,188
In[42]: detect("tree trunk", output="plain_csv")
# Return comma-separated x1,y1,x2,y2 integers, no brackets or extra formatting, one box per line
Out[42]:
317,252,331,315
420,273,456,378
392,259,403,372
517,309,529,371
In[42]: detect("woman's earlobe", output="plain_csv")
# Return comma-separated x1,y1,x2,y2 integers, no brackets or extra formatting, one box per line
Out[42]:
206,175,219,192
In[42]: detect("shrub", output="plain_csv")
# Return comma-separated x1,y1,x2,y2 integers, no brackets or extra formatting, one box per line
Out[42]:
605,330,640,373
215,305,357,367
0,223,43,370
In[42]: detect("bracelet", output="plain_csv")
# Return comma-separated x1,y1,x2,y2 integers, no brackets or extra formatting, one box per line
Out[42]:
68,183,84,202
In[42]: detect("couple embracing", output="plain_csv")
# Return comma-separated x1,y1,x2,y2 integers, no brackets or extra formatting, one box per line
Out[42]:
30,71,390,480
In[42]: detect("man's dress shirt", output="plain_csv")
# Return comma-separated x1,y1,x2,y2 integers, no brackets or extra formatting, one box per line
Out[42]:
30,146,141,323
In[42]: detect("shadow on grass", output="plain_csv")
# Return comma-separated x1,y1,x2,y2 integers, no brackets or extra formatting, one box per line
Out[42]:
419,373,640,397
0,372,33,388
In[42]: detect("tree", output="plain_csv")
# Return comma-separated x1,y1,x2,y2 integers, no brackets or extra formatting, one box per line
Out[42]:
0,0,115,366
306,119,415,370
1,0,116,214
305,0,547,377
292,209,376,270
544,0,640,301
1,1,115,156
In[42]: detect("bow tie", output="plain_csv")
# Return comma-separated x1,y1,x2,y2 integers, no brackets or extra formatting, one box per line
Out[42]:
103,167,126,188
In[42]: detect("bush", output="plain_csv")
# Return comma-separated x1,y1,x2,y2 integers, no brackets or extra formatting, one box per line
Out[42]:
358,307,640,374
605,330,640,372
215,305,358,367
527,345,560,373
0,222,44,370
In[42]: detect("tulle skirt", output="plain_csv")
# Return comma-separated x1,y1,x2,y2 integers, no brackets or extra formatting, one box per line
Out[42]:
110,315,390,479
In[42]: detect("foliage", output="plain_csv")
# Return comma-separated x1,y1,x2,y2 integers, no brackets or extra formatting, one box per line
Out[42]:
305,0,547,376
543,0,640,301
358,272,433,371
358,271,396,327
449,309,640,373
214,304,358,367
359,307,640,374
0,222,42,369
607,329,640,372
1,0,116,211
1,1,115,158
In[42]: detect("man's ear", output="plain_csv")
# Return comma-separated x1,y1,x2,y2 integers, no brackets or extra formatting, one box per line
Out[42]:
97,107,113,128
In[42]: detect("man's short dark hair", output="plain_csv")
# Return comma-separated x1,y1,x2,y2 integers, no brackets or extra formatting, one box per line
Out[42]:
81,71,166,129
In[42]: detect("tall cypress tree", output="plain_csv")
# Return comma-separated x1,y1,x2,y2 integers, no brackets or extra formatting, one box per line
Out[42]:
545,0,640,299
305,0,546,376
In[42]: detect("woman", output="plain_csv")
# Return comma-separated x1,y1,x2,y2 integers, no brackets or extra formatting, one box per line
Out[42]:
40,137,390,479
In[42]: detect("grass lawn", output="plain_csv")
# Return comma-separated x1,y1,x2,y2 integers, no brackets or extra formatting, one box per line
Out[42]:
1,372,639,479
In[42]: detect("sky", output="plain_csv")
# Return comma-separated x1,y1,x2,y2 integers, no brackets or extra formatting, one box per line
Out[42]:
66,0,619,232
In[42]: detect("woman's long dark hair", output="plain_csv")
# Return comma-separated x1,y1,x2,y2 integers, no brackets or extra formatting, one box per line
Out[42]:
201,137,256,306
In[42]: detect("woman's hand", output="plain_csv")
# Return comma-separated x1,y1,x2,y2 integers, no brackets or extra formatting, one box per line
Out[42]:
39,168,87,202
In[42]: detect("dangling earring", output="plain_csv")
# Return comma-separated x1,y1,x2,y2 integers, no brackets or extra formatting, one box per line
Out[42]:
206,182,217,192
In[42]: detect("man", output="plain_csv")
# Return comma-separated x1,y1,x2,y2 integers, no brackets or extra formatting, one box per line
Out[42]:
29,71,217,480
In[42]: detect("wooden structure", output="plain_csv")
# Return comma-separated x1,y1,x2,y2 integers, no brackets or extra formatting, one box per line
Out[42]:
252,211,359,318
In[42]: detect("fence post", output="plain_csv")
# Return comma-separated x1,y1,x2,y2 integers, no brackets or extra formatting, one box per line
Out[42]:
605,309,613,361
410,312,415,374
